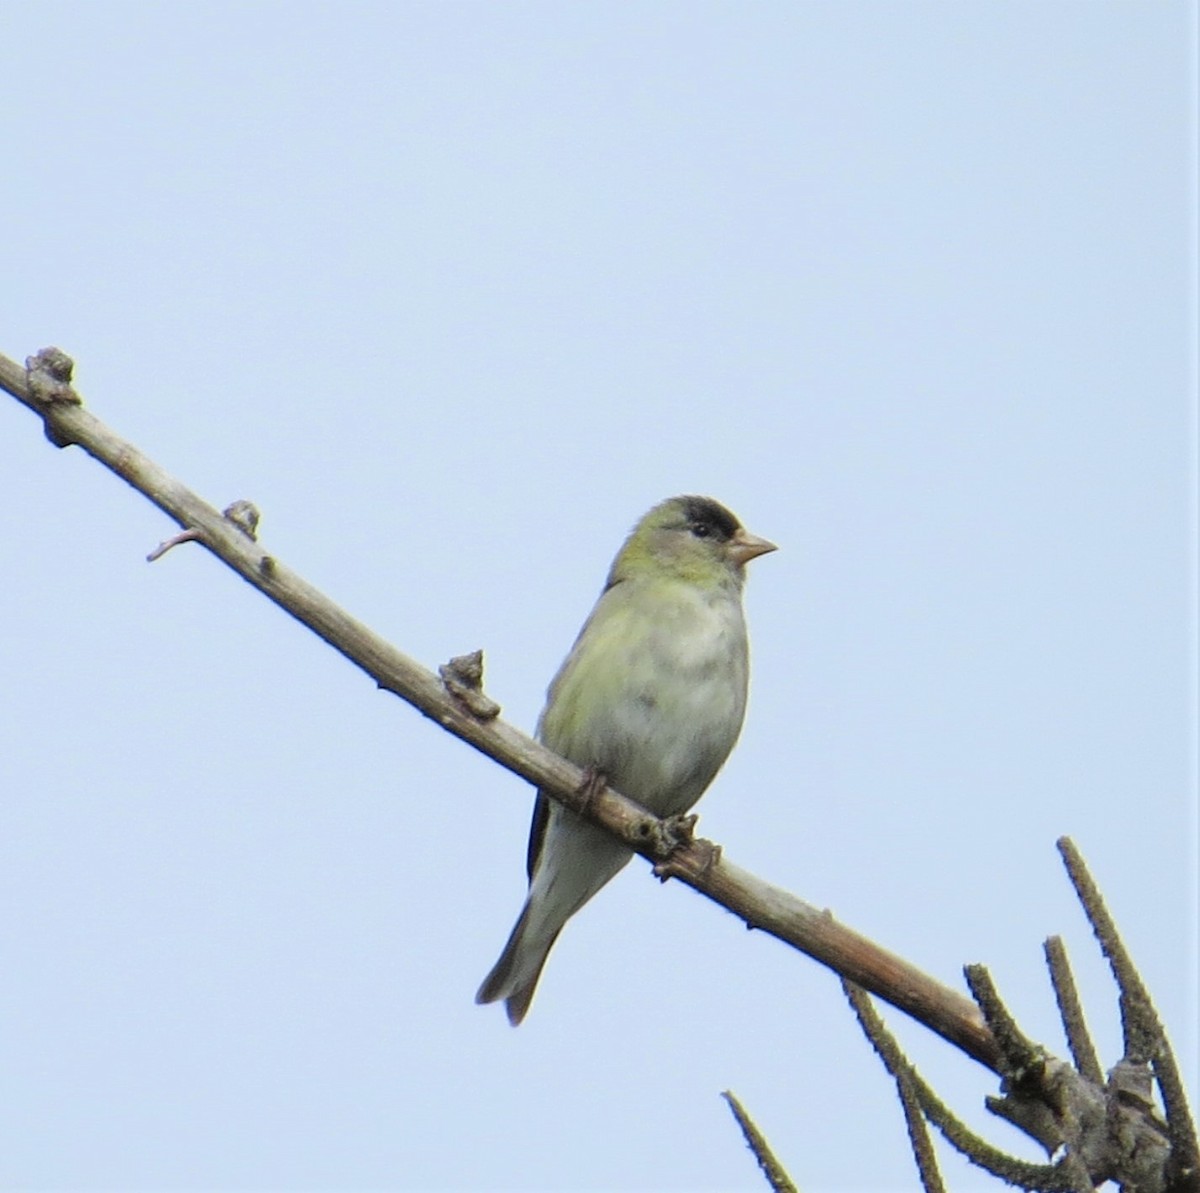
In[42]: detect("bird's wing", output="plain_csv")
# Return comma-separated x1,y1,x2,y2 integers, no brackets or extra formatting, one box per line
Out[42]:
524,579,635,882
525,791,551,880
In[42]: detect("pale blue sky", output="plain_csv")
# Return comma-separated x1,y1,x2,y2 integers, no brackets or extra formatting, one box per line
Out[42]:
2,3,1196,1190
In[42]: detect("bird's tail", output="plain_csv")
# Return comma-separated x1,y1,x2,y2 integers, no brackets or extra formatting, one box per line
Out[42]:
475,901,561,1026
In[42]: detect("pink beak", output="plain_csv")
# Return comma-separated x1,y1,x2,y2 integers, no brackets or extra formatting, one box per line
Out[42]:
728,528,777,567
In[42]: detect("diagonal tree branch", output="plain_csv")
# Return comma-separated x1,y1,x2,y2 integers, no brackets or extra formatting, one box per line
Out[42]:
7,345,1194,1193
2,345,1002,1071
4,343,1003,1060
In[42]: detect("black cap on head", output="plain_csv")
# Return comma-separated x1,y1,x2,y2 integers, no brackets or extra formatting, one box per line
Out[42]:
679,495,741,542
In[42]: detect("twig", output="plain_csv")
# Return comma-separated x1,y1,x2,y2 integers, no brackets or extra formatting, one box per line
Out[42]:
964,964,1044,1086
841,981,946,1193
965,957,1183,1191
1058,838,1199,1191
722,1090,798,1193
439,650,502,720
1044,936,1103,1085
842,981,1075,1191
147,500,260,562
894,1071,946,1193
1057,838,1156,1061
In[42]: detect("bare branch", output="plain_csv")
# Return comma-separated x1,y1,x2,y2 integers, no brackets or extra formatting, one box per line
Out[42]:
841,981,946,1193
895,1072,947,1193
722,1090,799,1193
843,981,1075,1191
1058,838,1200,1191
964,964,1044,1085
964,960,1183,1192
0,347,1002,1070
1057,838,1157,1061
1044,936,1103,1085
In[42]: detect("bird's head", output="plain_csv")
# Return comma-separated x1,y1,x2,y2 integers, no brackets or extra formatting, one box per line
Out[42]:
608,495,776,589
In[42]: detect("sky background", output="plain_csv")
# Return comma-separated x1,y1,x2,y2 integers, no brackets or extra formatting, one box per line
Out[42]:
2,3,1196,1190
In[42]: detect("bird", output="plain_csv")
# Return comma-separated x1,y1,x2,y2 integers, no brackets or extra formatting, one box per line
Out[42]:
476,495,776,1024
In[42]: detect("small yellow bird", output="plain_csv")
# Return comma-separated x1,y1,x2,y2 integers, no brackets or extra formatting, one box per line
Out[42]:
477,496,775,1024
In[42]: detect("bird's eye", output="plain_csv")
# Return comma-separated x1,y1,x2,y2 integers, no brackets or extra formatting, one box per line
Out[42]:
690,522,711,538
